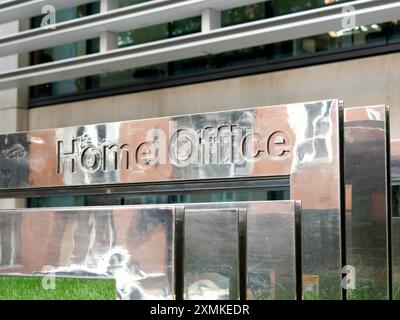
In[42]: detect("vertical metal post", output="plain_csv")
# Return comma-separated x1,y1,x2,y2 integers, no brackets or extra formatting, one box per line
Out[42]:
344,106,391,300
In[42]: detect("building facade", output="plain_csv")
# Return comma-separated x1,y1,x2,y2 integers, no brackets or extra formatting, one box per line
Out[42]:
1,0,400,300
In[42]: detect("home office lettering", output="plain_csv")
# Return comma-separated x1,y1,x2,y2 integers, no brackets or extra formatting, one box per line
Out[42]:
56,125,291,175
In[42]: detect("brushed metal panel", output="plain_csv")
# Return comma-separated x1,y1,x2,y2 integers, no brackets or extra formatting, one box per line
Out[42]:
0,205,176,300
344,106,390,300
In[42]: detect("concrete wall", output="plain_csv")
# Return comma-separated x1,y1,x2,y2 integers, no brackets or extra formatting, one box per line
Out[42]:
0,21,28,134
28,51,400,138
0,21,28,209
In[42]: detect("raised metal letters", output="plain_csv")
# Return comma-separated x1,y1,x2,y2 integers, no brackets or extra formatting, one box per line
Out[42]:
56,127,291,174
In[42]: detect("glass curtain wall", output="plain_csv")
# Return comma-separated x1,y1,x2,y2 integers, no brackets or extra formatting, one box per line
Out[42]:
28,0,400,103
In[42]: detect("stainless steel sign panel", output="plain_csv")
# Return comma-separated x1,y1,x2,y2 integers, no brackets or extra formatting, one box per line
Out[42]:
0,99,343,299
183,208,240,300
392,139,400,299
180,200,300,300
0,200,300,300
245,201,300,300
0,205,176,300
0,100,338,191
344,106,390,300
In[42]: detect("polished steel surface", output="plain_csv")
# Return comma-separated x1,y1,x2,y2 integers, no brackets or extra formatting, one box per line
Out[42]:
0,99,343,299
393,216,400,300
183,208,240,300
181,201,300,300
392,140,400,183
344,106,390,300
391,139,400,299
0,100,336,191
245,201,300,300
0,205,176,300
0,201,300,300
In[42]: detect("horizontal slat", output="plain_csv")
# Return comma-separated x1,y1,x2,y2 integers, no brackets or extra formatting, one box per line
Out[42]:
0,0,96,23
0,0,398,90
0,0,264,57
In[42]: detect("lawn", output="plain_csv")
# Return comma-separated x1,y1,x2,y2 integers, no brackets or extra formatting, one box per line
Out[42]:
0,276,116,300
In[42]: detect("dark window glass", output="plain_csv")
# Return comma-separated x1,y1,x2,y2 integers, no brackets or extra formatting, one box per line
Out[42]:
30,3,100,99
28,196,87,207
28,188,290,207
119,0,150,8
393,185,400,218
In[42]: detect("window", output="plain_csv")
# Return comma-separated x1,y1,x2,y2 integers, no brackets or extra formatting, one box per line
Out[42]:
30,3,100,99
28,187,290,208
393,185,400,218
28,1,400,106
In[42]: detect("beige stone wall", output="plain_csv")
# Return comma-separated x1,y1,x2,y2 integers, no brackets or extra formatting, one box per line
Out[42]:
28,52,400,138
0,21,28,135
0,21,28,209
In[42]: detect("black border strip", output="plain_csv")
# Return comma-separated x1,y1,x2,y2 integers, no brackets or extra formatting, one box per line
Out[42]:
386,107,393,300
1,176,290,199
174,205,185,300
339,101,347,301
294,200,302,301
238,208,247,300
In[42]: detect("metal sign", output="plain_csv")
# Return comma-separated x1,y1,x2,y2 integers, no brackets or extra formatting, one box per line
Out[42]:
0,99,343,299
0,101,340,190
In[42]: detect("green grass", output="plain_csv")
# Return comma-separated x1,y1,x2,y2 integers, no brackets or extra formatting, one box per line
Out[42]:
346,281,388,300
394,286,400,300
302,292,320,300
0,276,116,300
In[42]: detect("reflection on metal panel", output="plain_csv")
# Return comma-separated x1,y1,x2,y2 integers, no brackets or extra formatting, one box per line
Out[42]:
392,140,400,183
0,105,296,189
391,140,400,299
344,106,390,300
289,100,342,300
0,206,175,300
181,201,299,300
0,201,300,300
246,201,299,300
393,217,400,300
0,99,343,299
183,208,240,300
